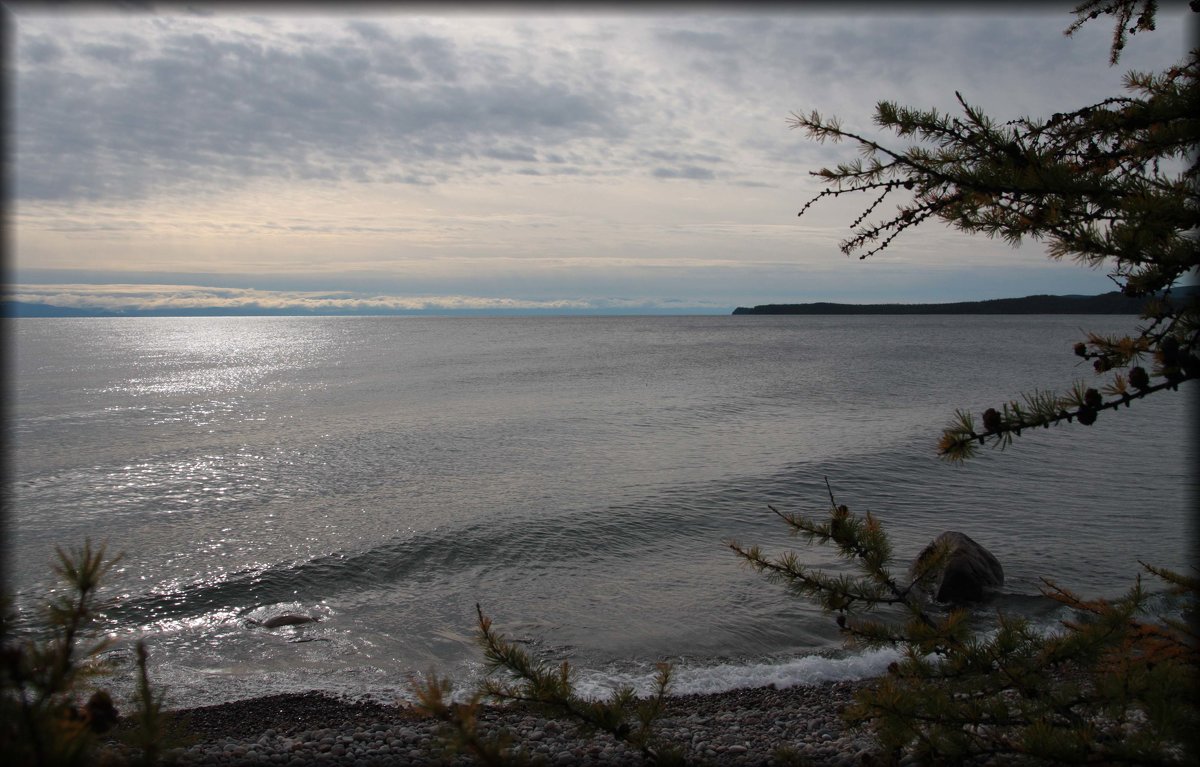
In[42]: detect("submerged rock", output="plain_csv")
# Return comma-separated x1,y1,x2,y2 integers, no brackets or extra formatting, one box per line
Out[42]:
249,614,320,629
908,531,1003,604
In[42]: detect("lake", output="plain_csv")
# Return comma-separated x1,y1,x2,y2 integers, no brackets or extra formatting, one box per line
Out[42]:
5,315,1194,707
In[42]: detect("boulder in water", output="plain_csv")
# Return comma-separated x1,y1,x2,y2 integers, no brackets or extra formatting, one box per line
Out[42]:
908,531,1003,604
251,614,320,629
80,690,119,733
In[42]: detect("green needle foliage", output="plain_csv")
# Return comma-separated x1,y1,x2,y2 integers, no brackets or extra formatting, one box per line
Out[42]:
730,488,1199,765
124,642,170,767
2,540,122,765
726,3,1198,762
1,540,170,766
790,0,1198,462
412,672,521,767
430,4,1196,765
413,604,683,766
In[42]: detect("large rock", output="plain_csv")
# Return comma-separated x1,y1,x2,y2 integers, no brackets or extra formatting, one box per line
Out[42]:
82,690,119,733
908,531,1004,604
249,614,320,629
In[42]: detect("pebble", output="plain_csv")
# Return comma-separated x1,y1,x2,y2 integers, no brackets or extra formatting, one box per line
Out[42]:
99,681,881,766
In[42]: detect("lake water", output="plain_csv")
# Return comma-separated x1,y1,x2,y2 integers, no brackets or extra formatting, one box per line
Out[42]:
5,315,1195,708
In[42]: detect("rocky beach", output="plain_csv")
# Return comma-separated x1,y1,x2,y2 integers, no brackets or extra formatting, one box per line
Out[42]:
103,680,881,766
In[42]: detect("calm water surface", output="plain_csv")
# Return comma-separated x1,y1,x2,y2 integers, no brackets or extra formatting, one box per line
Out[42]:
5,315,1194,706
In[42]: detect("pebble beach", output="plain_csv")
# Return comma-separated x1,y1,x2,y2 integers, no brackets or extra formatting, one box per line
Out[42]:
104,680,882,766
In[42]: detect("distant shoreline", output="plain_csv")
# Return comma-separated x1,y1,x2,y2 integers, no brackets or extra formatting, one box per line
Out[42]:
5,287,1194,318
731,291,1166,315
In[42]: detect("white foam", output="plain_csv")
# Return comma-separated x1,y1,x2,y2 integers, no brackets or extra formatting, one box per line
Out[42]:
571,647,903,701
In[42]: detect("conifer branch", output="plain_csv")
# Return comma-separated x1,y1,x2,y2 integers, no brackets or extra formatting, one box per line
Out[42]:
472,604,678,764
937,361,1197,462
737,483,1197,763
792,19,1197,459
735,5,1200,764
2,541,167,766
412,674,521,767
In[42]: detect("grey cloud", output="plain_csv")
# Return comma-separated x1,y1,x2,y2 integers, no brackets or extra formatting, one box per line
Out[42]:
79,42,136,64
22,35,64,64
13,22,634,201
516,166,587,177
44,218,150,233
643,149,724,165
691,56,743,88
654,28,739,53
345,20,391,42
13,11,1143,207
652,165,715,181
299,46,372,83
407,34,460,80
706,12,1156,120
379,171,438,185
483,145,540,162
7,283,604,313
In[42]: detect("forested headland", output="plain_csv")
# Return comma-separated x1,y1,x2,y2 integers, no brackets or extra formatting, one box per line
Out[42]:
731,288,1195,315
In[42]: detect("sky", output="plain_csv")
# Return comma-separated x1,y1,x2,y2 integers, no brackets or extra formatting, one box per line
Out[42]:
4,2,1196,315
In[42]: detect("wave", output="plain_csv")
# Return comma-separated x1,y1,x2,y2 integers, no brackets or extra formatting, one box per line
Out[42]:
94,485,769,629
569,647,904,701
79,442,1102,631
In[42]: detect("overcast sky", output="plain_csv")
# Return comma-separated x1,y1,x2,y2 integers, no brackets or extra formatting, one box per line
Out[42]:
5,2,1195,314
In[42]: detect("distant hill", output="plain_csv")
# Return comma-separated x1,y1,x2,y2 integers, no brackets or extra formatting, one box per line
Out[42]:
4,287,1194,318
731,290,1194,316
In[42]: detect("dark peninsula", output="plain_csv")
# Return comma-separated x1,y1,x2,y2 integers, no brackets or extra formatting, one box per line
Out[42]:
732,291,1166,315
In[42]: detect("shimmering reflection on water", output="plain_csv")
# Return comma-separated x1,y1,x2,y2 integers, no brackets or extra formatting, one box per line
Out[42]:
7,315,1194,707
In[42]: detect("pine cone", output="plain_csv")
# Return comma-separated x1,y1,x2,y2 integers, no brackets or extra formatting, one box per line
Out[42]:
1129,366,1150,390
1160,336,1180,365
982,408,1002,432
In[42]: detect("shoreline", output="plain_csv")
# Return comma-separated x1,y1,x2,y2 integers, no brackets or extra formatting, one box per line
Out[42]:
108,679,882,765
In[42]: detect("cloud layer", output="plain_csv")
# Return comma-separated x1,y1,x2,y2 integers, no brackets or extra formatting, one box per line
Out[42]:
9,7,1193,307
5,283,716,314
14,16,637,200
17,10,1183,203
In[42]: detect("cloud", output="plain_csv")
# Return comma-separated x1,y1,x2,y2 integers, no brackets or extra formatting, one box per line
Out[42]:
12,16,635,202
15,9,1180,207
8,7,1192,309
7,282,748,314
651,166,716,181
6,283,606,313
22,34,64,64
8,246,1126,314
78,41,136,64
654,27,740,54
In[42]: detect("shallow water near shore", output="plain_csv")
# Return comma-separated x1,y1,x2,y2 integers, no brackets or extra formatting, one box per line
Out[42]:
6,314,1194,707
